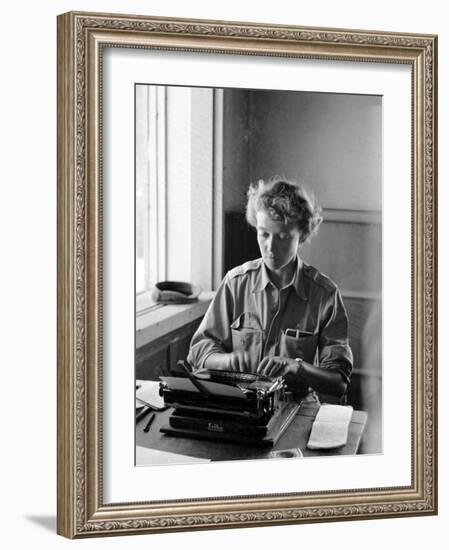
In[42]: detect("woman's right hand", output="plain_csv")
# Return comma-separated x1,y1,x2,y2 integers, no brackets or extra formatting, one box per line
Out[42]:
204,352,251,372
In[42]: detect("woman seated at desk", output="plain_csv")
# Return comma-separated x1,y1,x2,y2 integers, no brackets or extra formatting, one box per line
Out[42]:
187,177,353,403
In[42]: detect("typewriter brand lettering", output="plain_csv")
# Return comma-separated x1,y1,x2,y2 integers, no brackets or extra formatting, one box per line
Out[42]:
207,422,224,432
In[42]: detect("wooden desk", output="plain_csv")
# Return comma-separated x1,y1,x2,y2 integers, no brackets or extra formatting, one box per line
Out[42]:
135,383,368,464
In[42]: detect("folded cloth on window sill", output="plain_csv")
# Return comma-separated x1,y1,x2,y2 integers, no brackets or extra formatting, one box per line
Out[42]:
306,404,353,450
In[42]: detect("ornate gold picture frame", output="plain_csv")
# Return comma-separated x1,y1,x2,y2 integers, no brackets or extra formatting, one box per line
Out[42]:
57,11,437,538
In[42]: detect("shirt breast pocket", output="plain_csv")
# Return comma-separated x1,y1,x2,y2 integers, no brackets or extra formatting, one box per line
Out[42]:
230,312,262,370
280,329,319,363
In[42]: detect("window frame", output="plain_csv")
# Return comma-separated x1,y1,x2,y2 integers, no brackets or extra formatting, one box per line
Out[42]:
136,85,167,310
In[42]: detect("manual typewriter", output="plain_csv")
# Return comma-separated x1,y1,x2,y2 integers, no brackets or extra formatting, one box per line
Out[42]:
158,361,300,446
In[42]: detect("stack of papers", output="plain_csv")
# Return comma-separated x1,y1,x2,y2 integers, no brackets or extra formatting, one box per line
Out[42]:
307,404,353,449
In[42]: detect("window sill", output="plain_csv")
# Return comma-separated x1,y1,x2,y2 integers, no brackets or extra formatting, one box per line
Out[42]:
136,291,214,349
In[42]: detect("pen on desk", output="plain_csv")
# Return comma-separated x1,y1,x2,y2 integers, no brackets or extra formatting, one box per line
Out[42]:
143,412,155,433
136,406,151,423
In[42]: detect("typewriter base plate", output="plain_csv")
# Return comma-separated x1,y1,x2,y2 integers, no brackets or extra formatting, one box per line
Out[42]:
160,401,300,447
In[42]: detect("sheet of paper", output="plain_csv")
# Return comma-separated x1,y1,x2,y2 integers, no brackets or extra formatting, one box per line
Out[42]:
307,404,353,450
136,380,165,409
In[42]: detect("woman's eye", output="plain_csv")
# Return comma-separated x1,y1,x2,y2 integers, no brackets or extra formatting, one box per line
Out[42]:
279,233,290,240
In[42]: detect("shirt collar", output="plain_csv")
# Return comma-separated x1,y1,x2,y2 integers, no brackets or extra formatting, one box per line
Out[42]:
252,260,271,293
292,256,308,300
253,256,308,300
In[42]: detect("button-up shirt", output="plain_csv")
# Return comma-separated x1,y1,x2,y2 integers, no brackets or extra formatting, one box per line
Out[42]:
188,256,353,394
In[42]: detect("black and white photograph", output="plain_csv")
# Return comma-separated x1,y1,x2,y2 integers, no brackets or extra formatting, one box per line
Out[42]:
134,84,382,466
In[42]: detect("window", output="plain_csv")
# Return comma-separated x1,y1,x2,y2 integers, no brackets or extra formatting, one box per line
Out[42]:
135,85,222,316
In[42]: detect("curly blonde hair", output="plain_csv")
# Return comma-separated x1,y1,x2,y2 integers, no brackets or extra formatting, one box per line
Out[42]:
246,177,323,244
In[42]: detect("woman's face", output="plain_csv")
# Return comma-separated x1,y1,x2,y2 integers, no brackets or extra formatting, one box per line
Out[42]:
256,209,302,272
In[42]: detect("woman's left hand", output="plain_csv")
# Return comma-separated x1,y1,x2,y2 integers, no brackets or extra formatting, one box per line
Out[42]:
256,356,297,378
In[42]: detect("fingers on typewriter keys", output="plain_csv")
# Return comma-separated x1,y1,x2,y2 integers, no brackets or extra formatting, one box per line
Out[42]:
277,359,287,376
258,357,287,377
256,357,268,374
266,359,279,377
240,352,250,372
230,351,250,373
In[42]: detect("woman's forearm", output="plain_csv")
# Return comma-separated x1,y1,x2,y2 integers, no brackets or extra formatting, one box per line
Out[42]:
203,353,230,370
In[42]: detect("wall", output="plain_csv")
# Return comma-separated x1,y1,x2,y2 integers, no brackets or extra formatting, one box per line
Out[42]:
223,89,251,212
1,1,446,549
249,90,382,211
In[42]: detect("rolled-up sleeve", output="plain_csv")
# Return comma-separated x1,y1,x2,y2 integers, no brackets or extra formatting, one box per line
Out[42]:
187,276,234,369
318,289,353,384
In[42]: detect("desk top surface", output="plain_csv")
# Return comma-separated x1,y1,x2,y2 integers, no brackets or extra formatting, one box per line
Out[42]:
135,381,368,466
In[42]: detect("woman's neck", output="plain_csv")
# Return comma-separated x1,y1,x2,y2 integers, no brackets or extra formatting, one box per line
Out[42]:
267,257,297,289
